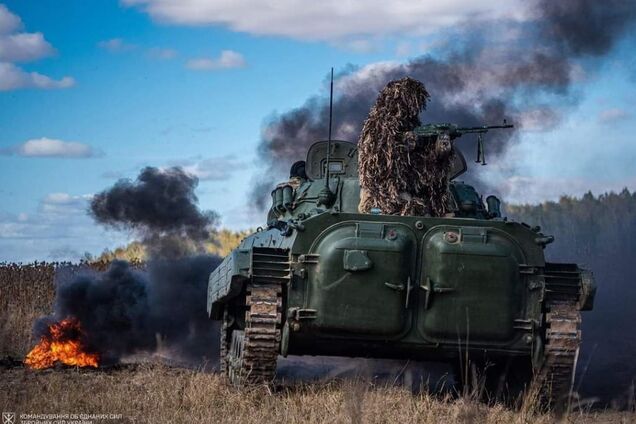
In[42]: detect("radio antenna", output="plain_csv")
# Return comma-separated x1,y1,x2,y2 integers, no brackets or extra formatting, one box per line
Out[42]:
317,67,336,208
325,67,334,187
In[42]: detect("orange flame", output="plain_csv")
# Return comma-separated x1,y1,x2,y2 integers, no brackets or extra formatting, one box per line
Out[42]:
24,317,100,369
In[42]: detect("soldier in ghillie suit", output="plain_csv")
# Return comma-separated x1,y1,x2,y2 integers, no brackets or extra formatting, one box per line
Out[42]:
358,77,454,217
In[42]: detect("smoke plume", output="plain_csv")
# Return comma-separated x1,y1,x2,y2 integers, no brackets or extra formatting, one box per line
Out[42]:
36,257,221,365
253,0,636,207
35,166,222,366
90,166,218,256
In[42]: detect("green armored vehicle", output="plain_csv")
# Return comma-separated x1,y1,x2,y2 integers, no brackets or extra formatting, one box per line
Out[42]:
207,127,595,403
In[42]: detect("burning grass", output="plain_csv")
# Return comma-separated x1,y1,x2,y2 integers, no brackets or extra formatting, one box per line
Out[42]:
24,317,99,369
0,261,126,359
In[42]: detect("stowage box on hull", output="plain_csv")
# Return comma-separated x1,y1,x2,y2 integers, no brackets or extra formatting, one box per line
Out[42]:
279,213,543,356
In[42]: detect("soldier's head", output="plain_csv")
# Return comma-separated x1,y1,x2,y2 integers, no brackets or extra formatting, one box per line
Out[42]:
290,160,307,180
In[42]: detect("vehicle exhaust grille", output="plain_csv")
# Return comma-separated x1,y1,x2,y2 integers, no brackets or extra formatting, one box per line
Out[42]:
251,247,291,285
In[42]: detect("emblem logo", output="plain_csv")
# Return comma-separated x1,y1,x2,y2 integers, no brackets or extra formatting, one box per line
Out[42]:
2,412,16,424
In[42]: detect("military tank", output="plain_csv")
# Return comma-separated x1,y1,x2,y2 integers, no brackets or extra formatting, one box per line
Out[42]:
207,126,595,404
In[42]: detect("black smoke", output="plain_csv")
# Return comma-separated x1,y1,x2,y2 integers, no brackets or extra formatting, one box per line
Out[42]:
252,0,636,208
34,166,222,366
36,257,221,365
535,0,636,55
90,166,218,256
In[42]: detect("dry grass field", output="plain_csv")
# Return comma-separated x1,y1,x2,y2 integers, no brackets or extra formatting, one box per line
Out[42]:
1,363,634,424
0,263,56,358
1,263,634,424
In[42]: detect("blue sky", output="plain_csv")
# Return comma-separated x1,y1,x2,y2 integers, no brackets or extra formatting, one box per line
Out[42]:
1,0,635,262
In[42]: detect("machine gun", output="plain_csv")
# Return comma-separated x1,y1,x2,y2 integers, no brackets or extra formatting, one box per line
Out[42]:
413,121,514,165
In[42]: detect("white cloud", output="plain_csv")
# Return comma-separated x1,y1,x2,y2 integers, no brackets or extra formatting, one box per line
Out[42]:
598,108,629,124
0,5,74,92
186,50,246,71
0,4,21,34
99,38,180,62
98,38,137,53
147,46,177,60
395,41,411,57
0,32,55,62
1,137,98,158
184,157,240,181
332,38,377,53
0,192,129,262
0,62,74,91
123,0,522,41
99,39,178,60
168,155,241,181
40,193,92,215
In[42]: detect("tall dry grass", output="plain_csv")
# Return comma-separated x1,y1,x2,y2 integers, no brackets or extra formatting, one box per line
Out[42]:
2,364,631,424
0,262,56,357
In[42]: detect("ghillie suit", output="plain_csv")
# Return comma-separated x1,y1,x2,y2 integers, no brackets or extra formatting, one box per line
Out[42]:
358,77,454,216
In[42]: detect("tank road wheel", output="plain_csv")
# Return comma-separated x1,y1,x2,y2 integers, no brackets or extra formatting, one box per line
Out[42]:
225,283,282,387
536,302,581,409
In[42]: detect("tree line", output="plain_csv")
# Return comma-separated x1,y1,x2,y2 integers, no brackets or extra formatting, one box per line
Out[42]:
508,189,636,403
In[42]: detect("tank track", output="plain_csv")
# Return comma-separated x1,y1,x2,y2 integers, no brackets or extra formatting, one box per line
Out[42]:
219,309,228,374
226,248,288,386
539,263,582,405
239,282,282,384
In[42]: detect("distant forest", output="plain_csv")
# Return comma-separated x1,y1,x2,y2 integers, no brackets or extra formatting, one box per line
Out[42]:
508,189,636,402
507,189,636,265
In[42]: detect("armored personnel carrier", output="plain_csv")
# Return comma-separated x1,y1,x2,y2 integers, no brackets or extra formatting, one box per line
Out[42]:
207,128,595,404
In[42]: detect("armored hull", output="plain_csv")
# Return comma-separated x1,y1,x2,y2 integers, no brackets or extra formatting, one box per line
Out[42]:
208,140,595,404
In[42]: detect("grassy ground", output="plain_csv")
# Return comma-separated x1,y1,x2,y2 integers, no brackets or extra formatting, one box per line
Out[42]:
1,363,632,424
1,264,634,423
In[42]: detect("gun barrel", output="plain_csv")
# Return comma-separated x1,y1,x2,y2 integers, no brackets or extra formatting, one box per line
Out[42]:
412,123,514,140
457,124,514,133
